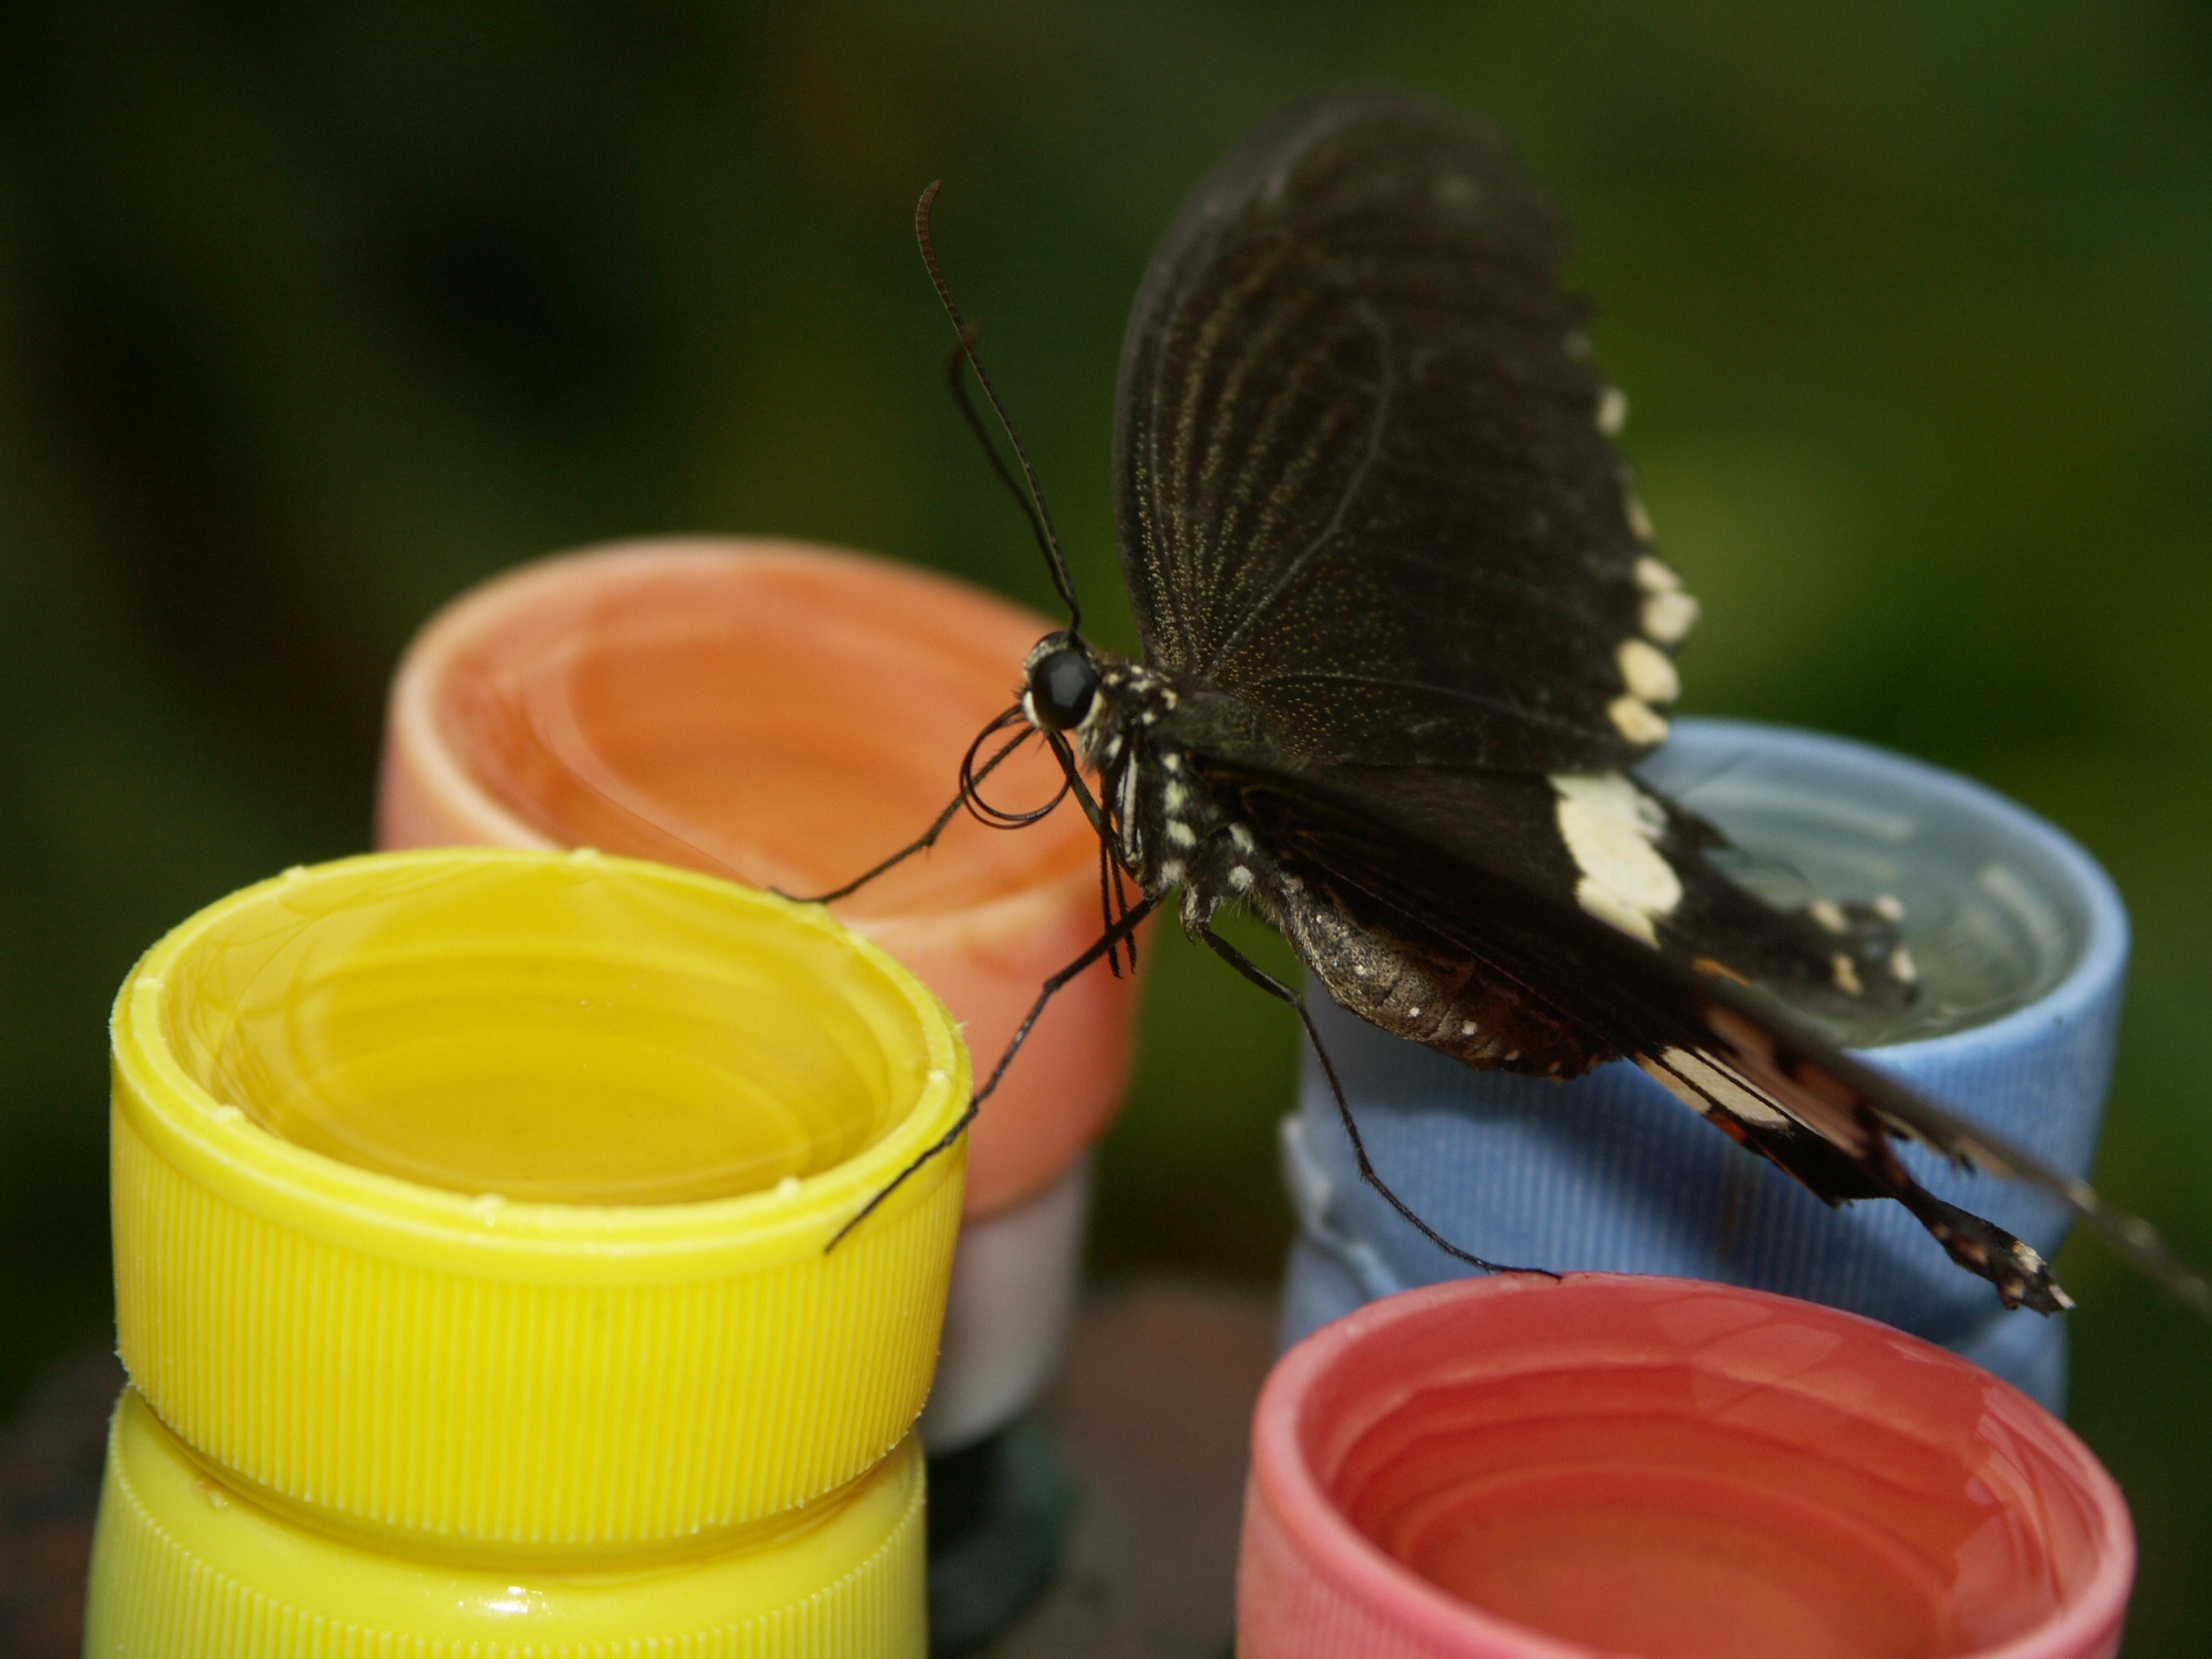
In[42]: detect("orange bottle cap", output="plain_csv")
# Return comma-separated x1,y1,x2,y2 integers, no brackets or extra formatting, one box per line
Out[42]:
379,538,1141,1217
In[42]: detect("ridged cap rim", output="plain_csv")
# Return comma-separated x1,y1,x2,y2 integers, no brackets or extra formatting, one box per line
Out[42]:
86,1389,925,1654
110,848,969,1548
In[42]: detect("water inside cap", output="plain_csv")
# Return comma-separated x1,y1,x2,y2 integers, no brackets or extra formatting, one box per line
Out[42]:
1643,730,2090,1049
160,856,928,1205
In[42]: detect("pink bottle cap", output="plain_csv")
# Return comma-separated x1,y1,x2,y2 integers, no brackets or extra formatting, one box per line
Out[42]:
1240,1274,2133,1659
378,537,1141,1218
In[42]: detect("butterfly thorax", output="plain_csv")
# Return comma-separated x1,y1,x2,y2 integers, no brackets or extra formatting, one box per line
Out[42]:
1063,652,1230,901
1026,636,1591,1075
1023,636,1259,915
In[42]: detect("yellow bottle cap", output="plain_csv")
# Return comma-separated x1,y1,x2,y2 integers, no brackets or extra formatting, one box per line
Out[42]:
86,1389,925,1656
110,848,968,1552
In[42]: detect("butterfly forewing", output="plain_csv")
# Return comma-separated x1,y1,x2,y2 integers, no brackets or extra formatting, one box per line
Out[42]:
1115,89,1676,773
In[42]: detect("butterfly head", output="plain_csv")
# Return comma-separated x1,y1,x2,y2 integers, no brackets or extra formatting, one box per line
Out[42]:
1020,632,1103,734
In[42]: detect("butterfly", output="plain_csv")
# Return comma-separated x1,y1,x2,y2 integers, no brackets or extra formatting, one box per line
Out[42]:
827,86,2208,1318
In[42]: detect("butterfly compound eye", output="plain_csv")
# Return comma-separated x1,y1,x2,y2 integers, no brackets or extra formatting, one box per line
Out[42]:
1027,646,1098,731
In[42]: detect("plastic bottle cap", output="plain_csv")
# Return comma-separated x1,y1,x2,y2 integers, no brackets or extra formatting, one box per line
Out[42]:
1242,1274,2133,1659
111,847,968,1552
86,1389,925,1656
377,537,1142,1217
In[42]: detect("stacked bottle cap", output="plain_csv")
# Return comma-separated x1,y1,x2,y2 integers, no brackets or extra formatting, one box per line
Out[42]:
375,537,1144,1455
1243,1274,2134,1659
88,848,969,1655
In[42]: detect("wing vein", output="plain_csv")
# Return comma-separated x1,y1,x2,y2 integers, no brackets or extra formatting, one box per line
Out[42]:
1200,295,1345,627
1160,239,1298,664
1199,297,1395,677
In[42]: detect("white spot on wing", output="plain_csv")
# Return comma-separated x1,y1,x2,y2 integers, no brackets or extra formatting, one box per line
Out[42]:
1809,899,1847,934
1607,696,1670,745
1634,556,1682,594
1889,944,1917,984
1641,588,1700,645
1598,386,1627,436
1872,893,1905,923
1624,495,1655,543
1552,772,1683,947
1638,1056,1708,1115
1577,882,1659,945
1166,820,1197,848
1617,639,1680,704
1832,953,1865,996
1643,1048,1791,1127
1228,865,1254,892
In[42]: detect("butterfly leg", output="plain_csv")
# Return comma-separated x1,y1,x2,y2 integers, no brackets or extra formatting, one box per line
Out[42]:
782,708,1038,906
1197,925,1556,1281
828,891,1161,1250
1039,728,1136,976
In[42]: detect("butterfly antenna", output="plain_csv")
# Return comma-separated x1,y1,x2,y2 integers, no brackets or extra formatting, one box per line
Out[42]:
915,181,1084,632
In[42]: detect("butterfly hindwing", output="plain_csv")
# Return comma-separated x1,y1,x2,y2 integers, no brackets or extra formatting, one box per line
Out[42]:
1115,89,1687,774
1192,745,2088,1310
1211,753,1916,1023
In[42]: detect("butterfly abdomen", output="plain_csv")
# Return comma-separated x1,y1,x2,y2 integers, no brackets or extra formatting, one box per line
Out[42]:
1275,876,1604,1077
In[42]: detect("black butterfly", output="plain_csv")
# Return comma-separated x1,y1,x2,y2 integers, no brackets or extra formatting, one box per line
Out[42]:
828,87,2208,1319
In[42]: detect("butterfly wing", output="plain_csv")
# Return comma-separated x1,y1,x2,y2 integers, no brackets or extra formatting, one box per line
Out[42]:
1197,747,2210,1316
1336,761,1919,1027
1114,88,1687,772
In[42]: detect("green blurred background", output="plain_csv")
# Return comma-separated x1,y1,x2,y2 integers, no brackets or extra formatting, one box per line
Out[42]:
2,1,2208,1646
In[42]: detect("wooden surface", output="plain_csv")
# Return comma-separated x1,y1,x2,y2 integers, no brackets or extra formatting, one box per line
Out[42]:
0,1344,119,1658
0,1281,1279,1657
984,1282,1277,1658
